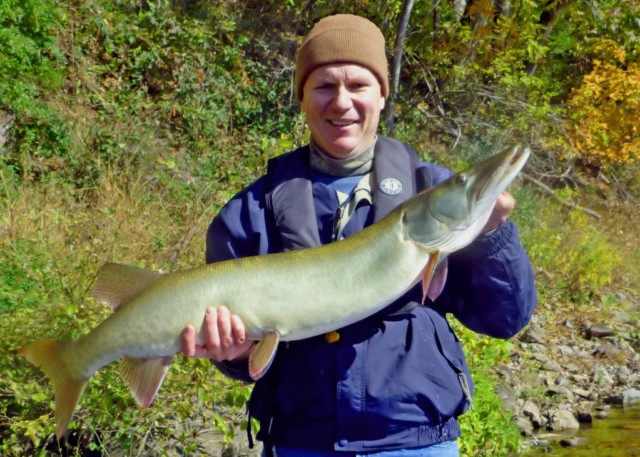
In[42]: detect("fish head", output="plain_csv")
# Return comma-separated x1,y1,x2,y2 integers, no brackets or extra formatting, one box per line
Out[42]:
403,145,530,253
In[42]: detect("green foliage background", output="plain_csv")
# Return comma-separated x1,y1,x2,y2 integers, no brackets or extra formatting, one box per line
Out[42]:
1,0,638,455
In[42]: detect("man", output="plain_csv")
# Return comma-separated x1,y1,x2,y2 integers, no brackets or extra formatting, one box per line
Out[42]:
182,14,536,457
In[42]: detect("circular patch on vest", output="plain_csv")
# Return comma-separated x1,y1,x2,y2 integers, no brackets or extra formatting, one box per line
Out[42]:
380,178,403,196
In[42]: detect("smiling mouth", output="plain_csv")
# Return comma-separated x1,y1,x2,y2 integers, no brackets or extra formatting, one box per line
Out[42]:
329,120,357,126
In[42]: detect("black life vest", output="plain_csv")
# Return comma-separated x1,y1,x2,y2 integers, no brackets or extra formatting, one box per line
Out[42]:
263,135,432,252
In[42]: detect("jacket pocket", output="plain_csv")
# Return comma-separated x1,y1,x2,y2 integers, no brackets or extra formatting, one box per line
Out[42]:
423,306,474,413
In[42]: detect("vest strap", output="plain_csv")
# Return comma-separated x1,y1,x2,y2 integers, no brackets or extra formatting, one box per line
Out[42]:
264,146,321,252
264,136,428,251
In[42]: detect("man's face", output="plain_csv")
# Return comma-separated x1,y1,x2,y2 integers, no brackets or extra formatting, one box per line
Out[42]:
301,64,385,159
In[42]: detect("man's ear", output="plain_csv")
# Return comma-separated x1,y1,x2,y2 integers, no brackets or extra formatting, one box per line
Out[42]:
379,96,386,110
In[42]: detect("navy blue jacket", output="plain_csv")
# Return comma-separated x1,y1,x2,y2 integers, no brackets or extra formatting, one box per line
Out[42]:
205,137,537,452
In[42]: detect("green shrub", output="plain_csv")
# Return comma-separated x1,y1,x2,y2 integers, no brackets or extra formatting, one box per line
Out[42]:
0,0,70,172
450,319,521,457
513,188,623,304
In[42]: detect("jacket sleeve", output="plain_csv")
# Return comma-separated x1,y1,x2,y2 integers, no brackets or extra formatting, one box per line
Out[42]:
204,177,270,383
433,220,537,338
206,177,270,264
419,162,537,339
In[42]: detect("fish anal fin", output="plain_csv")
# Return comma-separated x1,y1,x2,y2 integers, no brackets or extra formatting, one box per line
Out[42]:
93,263,162,310
421,252,441,304
249,332,280,381
120,356,171,408
19,339,88,439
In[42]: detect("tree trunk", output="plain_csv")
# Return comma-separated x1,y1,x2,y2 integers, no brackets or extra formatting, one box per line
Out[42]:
526,0,572,76
454,0,467,22
383,0,415,134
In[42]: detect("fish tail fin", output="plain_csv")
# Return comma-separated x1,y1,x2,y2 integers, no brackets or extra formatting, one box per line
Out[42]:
19,340,88,440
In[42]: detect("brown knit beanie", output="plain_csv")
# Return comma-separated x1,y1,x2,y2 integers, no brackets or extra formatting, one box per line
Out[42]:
295,14,389,101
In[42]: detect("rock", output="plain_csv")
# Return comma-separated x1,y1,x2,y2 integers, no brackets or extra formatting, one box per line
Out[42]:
576,410,593,424
560,437,588,447
495,382,518,412
612,310,632,324
533,352,550,364
585,324,614,339
615,366,632,384
622,388,640,405
537,432,561,441
593,343,620,360
542,360,563,372
0,110,15,151
515,415,535,436
557,345,575,356
530,348,550,361
523,401,543,428
570,374,590,384
614,292,627,302
602,395,624,405
564,363,581,374
547,409,580,431
518,370,547,390
495,365,516,381
547,385,574,401
541,371,558,388
575,349,592,358
593,365,615,385
520,323,546,344
572,388,592,400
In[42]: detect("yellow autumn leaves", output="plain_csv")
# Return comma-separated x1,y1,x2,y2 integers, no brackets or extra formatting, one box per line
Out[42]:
567,39,640,164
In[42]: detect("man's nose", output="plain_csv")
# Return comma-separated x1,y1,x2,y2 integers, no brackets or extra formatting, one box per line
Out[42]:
331,86,353,110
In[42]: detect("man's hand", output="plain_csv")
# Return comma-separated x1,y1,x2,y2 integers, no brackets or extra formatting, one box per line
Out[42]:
182,306,254,361
482,191,515,234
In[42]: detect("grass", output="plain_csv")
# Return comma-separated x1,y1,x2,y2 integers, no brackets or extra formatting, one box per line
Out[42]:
0,164,251,455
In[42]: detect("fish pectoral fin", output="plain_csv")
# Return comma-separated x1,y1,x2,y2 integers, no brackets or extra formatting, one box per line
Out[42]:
248,331,281,381
120,356,171,408
426,258,448,303
421,251,441,304
93,263,162,310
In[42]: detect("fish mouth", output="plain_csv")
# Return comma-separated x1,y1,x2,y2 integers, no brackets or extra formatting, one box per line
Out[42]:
473,145,530,202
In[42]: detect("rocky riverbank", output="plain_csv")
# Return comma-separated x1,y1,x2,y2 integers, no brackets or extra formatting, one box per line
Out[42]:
502,291,640,452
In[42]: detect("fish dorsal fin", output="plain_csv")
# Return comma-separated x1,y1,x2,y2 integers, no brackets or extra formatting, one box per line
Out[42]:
93,263,162,310
249,331,280,381
120,356,172,408
421,252,441,304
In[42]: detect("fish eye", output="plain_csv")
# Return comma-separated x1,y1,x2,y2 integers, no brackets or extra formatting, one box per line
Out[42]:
455,174,467,186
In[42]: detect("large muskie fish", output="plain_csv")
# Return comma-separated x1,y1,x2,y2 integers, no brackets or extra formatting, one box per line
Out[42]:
20,145,529,439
